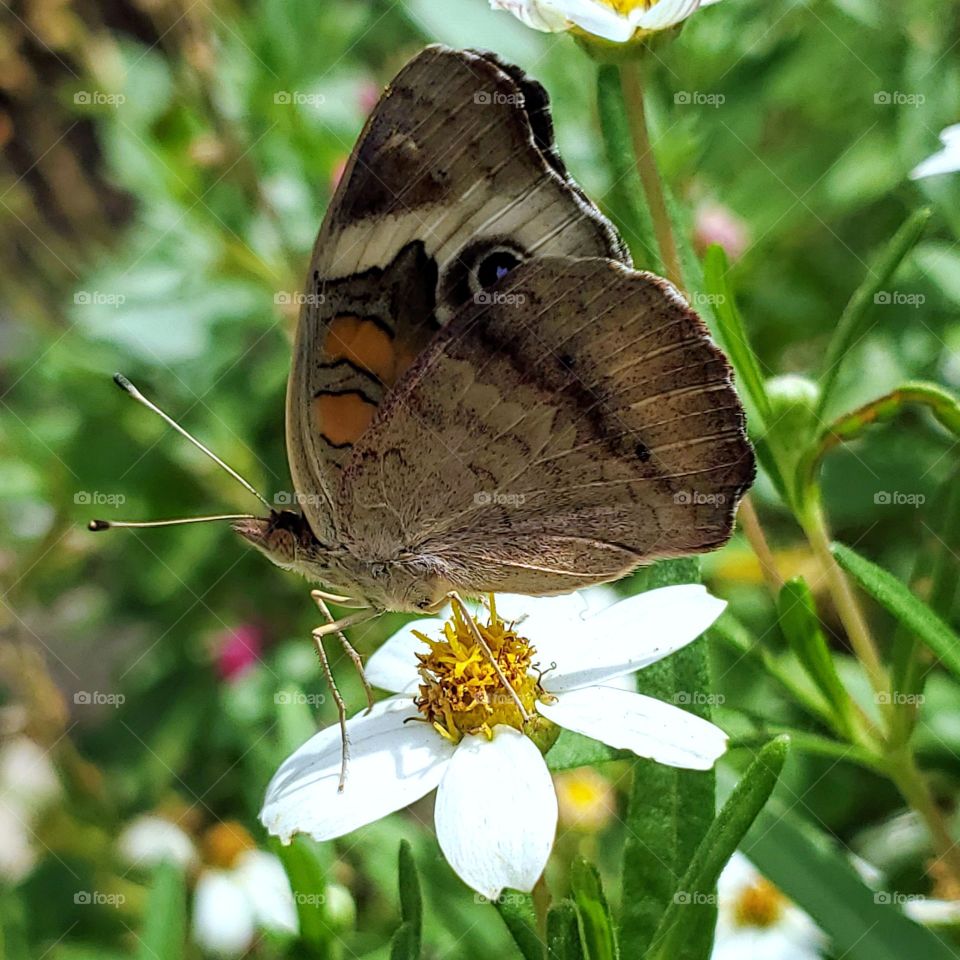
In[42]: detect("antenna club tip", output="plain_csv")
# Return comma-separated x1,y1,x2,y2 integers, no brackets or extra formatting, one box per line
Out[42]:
88,519,111,532
112,372,134,393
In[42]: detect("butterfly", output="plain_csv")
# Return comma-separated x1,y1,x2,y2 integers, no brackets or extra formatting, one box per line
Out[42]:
227,44,755,617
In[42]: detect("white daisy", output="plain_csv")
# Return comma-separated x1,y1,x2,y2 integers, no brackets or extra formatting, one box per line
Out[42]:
910,124,960,180
713,852,823,960
118,817,298,957
261,585,728,900
490,0,723,44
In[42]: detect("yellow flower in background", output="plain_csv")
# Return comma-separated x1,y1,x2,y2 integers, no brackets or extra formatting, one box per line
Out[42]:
555,767,618,831
490,0,723,43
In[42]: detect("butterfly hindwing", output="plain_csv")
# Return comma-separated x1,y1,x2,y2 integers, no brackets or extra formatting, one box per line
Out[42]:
336,257,755,596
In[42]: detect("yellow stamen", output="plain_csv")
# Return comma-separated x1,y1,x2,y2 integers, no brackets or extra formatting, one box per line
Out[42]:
201,820,256,870
733,877,788,929
414,597,548,742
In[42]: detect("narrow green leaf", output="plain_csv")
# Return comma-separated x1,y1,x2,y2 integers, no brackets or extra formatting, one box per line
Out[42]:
547,902,585,960
620,559,715,960
596,64,662,271
397,840,422,956
818,207,931,415
494,891,544,960
832,542,960,683
647,737,790,960
275,834,332,953
703,244,772,429
136,861,186,960
570,859,618,960
390,921,418,960
777,577,854,734
743,793,958,960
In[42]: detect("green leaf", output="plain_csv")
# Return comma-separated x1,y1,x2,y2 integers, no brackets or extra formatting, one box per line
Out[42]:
646,737,790,960
547,902,585,960
832,542,960,683
817,207,931,416
596,65,662,271
275,834,332,954
702,244,772,431
136,861,186,960
397,840,422,956
743,793,958,960
619,558,715,960
494,891,544,960
276,683,320,755
777,577,855,734
570,859,618,960
390,921,418,960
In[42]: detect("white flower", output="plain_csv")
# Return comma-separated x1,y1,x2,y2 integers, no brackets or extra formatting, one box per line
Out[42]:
490,0,723,44
118,817,298,957
261,585,728,900
0,736,61,883
713,852,823,960
910,124,960,180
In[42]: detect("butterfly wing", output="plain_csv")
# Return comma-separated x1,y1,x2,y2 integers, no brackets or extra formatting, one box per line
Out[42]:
336,257,754,597
286,45,627,543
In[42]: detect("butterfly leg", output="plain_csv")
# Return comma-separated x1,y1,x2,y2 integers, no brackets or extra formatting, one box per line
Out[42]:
309,627,350,793
312,595,375,714
447,591,531,724
310,588,369,609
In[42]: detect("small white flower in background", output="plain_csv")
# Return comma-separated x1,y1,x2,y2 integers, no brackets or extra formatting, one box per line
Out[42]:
713,852,823,960
910,124,960,180
118,817,298,957
261,585,728,900
0,736,61,883
490,0,723,44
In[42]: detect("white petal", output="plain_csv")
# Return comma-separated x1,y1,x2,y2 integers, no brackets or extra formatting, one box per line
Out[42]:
489,0,572,32
538,686,727,769
633,0,702,29
118,815,198,871
540,585,725,693
365,619,443,694
491,0,636,41
493,591,598,640
261,698,454,843
233,850,298,935
904,896,960,925
910,124,960,179
435,728,557,899
193,871,256,957
717,850,759,903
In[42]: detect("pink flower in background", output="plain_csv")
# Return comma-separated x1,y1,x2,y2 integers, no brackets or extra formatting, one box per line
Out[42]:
356,79,381,116
693,200,750,261
216,625,263,682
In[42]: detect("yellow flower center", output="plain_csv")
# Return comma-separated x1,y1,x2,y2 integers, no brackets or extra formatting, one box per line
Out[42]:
201,820,256,870
733,878,787,929
607,0,655,13
414,598,550,742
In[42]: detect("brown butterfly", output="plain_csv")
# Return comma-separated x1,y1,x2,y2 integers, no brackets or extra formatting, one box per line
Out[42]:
225,45,754,619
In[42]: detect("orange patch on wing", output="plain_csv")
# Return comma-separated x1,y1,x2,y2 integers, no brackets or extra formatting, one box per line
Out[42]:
325,315,399,385
312,393,377,447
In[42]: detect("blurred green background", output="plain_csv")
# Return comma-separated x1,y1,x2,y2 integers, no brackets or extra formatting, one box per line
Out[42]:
2,0,960,956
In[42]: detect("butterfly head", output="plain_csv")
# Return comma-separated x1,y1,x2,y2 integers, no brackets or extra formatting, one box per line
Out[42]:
233,510,323,572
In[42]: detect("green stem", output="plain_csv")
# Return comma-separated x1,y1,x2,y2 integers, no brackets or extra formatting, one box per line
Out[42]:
618,60,685,290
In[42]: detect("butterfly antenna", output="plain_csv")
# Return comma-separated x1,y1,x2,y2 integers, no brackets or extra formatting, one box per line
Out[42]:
88,514,256,533
111,373,273,511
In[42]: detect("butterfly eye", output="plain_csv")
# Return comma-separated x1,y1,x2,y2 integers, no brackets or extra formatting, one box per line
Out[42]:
474,247,522,290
